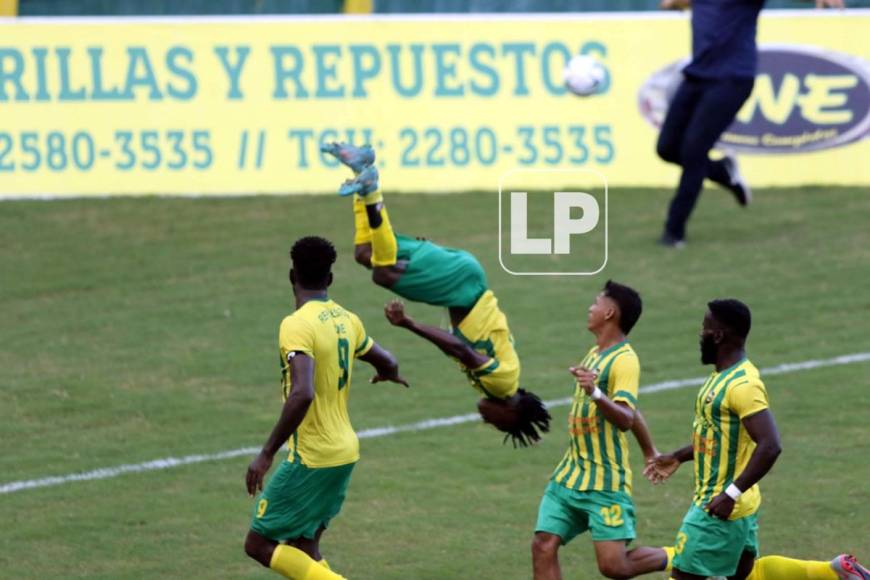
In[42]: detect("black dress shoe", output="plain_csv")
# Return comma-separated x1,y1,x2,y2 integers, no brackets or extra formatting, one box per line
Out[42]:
658,232,686,248
722,155,752,207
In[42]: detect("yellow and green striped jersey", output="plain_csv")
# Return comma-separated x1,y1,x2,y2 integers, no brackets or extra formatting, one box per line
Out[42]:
278,298,373,469
552,341,639,494
691,358,768,520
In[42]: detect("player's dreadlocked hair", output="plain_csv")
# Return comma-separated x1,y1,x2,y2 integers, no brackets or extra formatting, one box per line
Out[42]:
503,389,552,448
290,236,337,290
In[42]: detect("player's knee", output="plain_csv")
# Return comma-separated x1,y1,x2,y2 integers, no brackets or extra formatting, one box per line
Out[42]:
354,244,372,268
656,136,680,164
597,558,631,580
244,531,271,567
531,533,560,561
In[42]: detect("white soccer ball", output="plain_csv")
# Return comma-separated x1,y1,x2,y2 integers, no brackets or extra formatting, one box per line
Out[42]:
563,54,606,97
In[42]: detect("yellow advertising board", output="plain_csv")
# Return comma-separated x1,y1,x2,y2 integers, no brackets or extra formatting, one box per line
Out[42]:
0,12,868,197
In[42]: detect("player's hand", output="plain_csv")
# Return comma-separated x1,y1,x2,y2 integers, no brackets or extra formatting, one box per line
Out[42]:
644,450,662,465
706,492,736,520
384,299,411,327
660,0,690,9
370,370,410,388
643,453,680,484
568,366,598,395
246,451,274,497
816,0,844,8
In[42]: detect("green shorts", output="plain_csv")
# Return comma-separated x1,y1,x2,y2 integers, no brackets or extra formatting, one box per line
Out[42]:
535,481,636,544
391,234,488,309
250,459,355,542
672,504,759,577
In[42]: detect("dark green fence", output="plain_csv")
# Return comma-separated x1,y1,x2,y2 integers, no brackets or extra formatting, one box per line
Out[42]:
18,0,341,15
373,0,868,11
18,0,867,15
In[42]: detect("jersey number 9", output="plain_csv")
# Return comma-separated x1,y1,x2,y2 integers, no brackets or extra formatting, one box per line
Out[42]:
337,338,350,390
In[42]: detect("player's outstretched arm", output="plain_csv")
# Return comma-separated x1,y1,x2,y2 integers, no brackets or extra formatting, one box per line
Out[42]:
630,409,660,462
706,409,782,520
384,299,489,370
569,366,635,431
358,342,409,388
246,352,315,496
644,444,693,485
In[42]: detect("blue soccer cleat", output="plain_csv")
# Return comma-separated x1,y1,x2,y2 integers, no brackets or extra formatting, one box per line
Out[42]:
832,555,870,580
320,142,375,174
337,164,379,197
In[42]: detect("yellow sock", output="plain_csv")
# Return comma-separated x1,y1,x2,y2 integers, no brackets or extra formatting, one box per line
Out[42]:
269,545,345,579
747,555,837,580
662,546,675,572
363,189,383,205
305,560,344,580
352,196,372,245
366,192,397,267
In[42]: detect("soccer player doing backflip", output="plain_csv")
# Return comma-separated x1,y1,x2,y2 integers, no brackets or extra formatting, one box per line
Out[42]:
322,142,551,446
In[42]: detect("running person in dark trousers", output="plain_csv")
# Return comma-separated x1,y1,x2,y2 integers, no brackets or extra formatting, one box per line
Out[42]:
657,0,844,248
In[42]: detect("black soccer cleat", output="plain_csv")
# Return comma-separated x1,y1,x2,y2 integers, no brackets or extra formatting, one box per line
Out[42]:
658,231,686,249
722,155,752,207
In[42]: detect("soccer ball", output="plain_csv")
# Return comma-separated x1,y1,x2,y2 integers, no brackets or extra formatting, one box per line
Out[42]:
563,54,606,97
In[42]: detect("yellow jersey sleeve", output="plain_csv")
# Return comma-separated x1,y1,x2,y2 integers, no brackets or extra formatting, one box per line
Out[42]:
608,352,639,410
727,377,769,419
350,313,374,358
469,357,498,375
279,315,316,358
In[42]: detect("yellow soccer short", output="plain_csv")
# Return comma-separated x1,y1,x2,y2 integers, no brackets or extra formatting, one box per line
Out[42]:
464,358,519,400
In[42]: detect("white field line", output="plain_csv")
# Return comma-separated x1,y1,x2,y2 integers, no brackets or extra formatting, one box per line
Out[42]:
2,351,869,495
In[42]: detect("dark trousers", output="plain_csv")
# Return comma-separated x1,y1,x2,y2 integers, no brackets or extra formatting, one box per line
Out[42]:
657,75,755,240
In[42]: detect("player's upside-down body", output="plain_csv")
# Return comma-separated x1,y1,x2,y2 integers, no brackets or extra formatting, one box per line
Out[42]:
322,141,550,446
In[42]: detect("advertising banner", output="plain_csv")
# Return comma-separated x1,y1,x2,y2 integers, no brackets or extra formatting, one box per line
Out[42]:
0,11,868,197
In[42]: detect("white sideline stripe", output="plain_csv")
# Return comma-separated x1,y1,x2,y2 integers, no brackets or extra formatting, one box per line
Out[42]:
2,351,869,495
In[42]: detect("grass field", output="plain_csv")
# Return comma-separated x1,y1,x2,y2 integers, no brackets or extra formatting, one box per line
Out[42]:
1,186,869,579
